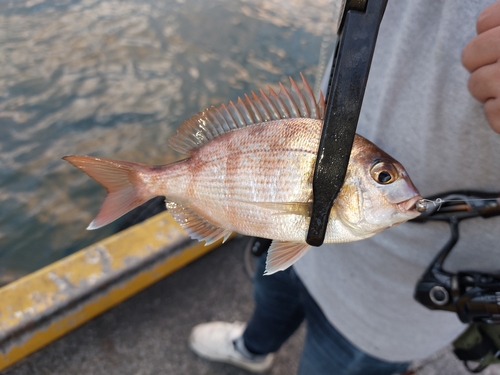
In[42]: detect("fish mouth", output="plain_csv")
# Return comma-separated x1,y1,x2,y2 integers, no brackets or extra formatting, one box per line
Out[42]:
397,195,423,213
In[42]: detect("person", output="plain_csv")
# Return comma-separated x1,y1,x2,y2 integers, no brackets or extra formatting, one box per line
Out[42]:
188,1,500,374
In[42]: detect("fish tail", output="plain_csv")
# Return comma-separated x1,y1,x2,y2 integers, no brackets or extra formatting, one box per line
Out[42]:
63,155,158,230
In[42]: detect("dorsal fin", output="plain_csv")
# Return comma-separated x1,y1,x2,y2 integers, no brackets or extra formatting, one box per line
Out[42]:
168,73,325,154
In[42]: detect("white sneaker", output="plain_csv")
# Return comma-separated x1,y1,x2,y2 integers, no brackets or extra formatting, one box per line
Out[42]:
189,321,274,373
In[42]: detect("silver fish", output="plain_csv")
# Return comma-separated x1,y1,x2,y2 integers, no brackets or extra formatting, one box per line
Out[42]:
64,75,421,274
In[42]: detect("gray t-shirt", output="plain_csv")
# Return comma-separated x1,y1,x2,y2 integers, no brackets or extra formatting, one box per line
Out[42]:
294,0,500,362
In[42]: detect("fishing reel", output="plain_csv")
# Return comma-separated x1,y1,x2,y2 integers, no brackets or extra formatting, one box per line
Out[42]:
412,190,500,324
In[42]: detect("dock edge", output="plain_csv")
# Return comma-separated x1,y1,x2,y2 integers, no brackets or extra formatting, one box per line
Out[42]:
0,211,226,372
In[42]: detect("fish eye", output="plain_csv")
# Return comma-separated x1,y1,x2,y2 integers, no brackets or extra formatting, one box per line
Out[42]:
370,161,398,185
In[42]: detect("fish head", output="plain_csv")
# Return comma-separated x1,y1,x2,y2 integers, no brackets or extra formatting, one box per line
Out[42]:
335,135,422,235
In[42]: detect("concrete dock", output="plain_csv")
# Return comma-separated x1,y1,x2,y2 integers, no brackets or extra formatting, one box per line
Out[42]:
2,237,305,375
3,236,500,375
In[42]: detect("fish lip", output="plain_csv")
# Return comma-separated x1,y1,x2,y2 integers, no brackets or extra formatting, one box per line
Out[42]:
397,195,423,213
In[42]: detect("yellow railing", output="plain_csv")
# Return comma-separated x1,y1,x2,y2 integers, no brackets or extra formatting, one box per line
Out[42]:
0,212,226,372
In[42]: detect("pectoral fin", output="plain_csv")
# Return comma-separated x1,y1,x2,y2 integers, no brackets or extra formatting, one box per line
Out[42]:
264,241,311,275
166,201,232,245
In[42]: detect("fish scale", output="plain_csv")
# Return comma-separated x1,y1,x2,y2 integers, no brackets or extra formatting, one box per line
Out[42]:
63,75,421,274
163,119,319,241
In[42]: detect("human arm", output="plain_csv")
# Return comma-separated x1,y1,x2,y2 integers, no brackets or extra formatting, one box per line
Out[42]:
462,0,500,133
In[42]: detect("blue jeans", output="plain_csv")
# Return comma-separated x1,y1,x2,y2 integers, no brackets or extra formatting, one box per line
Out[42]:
242,253,410,375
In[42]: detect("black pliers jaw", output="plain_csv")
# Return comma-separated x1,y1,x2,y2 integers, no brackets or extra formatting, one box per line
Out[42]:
306,0,388,246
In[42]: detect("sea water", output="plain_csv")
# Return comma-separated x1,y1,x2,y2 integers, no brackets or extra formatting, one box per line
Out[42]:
0,0,336,284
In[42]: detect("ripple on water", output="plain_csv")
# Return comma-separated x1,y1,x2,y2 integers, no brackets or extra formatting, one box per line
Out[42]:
0,0,337,284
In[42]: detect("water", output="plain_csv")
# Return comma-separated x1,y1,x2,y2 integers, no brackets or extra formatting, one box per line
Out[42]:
0,0,336,285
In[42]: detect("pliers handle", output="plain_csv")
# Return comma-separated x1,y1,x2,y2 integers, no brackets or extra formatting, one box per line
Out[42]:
306,0,388,246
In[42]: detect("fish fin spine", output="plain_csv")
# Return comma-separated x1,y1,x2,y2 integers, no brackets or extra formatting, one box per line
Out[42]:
264,241,311,275
63,155,158,230
165,201,232,245
168,74,324,154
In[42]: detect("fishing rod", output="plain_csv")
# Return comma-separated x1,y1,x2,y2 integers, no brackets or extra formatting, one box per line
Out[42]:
412,191,500,323
411,191,500,373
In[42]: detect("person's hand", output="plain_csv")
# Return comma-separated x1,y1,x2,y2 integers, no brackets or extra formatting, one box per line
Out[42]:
462,0,500,133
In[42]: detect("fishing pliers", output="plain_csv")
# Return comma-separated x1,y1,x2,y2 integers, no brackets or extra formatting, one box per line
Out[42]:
306,0,389,246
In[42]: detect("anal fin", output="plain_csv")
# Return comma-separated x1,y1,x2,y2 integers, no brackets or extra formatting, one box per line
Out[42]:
264,241,311,275
166,201,232,245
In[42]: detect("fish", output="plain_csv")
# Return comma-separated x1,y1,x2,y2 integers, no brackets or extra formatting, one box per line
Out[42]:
63,74,422,275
